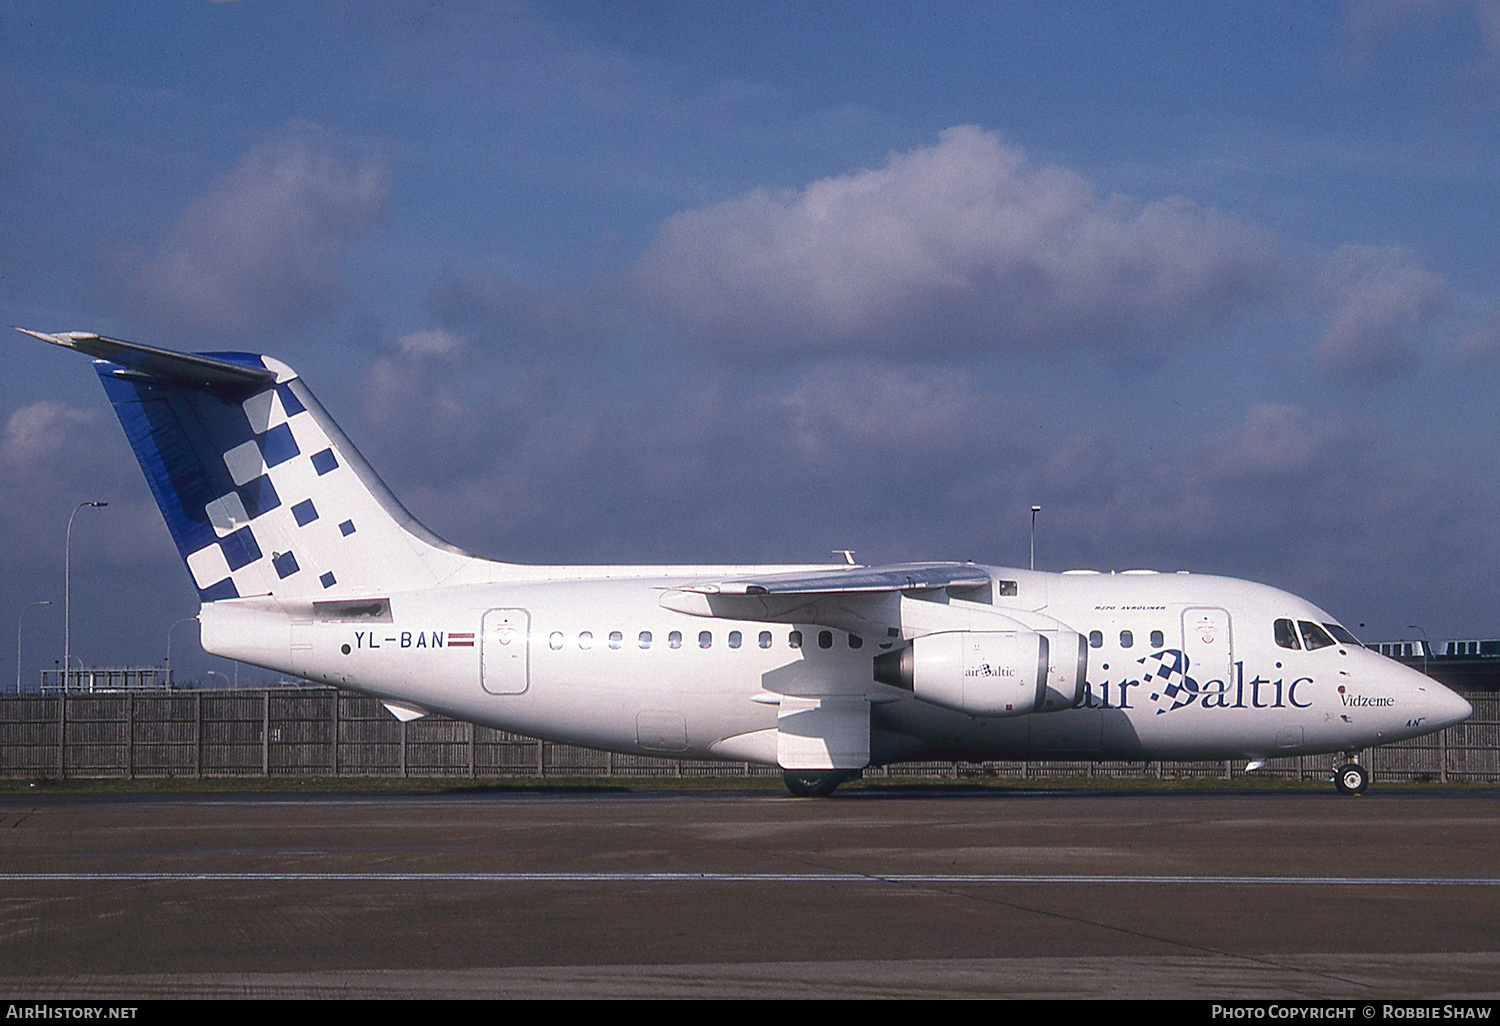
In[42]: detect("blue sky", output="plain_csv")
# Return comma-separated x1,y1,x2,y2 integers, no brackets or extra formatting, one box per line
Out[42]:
3,1,1500,685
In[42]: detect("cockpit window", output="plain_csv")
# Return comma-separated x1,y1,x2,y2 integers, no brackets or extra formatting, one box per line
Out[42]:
1323,622,1360,646
1298,620,1336,650
1274,618,1301,650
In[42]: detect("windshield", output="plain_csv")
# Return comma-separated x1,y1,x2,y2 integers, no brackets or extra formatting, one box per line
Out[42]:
1323,622,1360,646
1299,621,1337,650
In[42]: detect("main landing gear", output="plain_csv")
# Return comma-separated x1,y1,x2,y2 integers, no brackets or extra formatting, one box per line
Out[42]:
782,770,861,797
1332,754,1368,796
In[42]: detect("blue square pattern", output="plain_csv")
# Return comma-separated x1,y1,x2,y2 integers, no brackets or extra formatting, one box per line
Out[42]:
276,382,306,417
339,519,356,536
272,551,300,579
320,571,337,589
260,423,299,468
200,578,239,602
221,527,262,571
238,474,280,519
292,498,318,526
311,448,338,476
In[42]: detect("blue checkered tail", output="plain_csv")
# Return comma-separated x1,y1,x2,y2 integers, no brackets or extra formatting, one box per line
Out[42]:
21,330,478,603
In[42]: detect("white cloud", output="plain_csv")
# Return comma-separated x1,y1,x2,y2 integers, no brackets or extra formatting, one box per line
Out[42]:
1205,403,1367,481
0,400,100,468
395,328,465,359
1316,243,1447,378
1478,0,1500,57
1343,0,1500,64
1454,306,1500,361
635,126,1281,357
128,124,388,335
775,360,1028,458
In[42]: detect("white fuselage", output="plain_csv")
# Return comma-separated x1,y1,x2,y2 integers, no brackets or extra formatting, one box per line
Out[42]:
200,563,1470,767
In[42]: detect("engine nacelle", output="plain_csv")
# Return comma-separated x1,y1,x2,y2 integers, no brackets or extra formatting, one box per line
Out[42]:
874,628,1087,717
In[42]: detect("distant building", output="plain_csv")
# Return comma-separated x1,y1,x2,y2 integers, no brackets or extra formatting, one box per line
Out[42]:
1368,638,1500,691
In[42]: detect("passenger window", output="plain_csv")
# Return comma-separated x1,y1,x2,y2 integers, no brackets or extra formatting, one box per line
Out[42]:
609,631,623,650
638,631,652,649
789,630,803,649
1120,630,1133,648
997,581,1018,596
1088,630,1103,648
699,631,712,649
758,631,772,649
549,632,564,651
818,630,833,649
849,634,863,649
1274,619,1300,650
579,631,593,650
1299,621,1336,650
669,631,682,649
1150,630,1164,648
728,631,742,649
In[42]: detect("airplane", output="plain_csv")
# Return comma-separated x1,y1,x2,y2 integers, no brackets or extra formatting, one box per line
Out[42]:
18,328,1474,796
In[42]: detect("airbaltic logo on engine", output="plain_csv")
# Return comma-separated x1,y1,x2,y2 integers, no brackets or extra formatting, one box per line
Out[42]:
1079,649,1313,715
964,664,1016,678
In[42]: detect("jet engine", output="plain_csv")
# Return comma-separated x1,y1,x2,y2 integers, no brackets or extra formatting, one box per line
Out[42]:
874,629,1087,717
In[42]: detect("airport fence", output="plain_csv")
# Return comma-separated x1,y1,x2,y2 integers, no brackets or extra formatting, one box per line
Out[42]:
0,687,1494,783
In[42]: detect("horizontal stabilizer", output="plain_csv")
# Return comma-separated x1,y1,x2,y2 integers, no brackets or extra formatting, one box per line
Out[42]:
16,328,276,387
680,562,993,596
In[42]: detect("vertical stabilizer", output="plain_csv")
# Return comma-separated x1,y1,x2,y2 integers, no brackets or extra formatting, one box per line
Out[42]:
21,330,479,601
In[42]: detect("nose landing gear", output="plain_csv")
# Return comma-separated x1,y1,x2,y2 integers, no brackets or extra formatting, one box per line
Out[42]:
1332,755,1368,795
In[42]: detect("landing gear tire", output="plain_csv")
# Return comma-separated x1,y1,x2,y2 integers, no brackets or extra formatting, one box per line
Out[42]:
1333,762,1368,796
782,770,853,797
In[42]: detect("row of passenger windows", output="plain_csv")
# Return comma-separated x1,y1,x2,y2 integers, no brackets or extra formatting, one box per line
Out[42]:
546,620,1357,655
547,629,863,651
1087,629,1166,649
1083,620,1359,653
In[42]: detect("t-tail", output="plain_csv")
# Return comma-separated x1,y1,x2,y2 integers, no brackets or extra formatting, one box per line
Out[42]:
18,330,486,602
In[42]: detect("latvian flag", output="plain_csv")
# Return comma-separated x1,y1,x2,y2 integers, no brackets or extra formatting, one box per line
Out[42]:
448,631,475,648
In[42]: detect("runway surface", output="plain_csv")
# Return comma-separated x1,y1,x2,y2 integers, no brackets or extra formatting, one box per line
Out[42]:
0,787,1497,999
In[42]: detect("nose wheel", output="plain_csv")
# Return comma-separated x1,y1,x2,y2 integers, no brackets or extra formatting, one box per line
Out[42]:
1333,758,1368,796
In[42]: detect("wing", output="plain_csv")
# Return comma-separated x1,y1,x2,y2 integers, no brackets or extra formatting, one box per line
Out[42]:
678,561,994,596
662,561,1006,639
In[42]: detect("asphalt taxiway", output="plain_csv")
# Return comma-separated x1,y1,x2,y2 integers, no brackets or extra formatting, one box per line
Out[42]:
0,787,1496,998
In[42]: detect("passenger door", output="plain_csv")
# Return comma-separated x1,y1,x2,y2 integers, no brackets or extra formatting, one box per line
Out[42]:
1182,607,1232,687
480,608,530,695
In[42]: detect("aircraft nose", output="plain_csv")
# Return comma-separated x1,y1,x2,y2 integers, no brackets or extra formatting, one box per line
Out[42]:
1428,684,1473,731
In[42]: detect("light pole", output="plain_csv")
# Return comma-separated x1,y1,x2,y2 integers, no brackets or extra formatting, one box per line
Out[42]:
64,500,108,689
16,600,51,694
166,616,199,688
1030,505,1042,571
1408,624,1430,677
